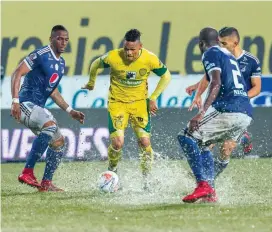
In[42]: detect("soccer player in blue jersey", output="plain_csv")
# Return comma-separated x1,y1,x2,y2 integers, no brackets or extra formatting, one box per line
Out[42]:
186,27,262,180
178,27,252,203
10,25,85,192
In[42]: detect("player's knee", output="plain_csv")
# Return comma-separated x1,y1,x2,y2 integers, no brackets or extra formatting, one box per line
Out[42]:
111,137,124,150
41,121,57,138
42,120,56,129
209,144,215,150
50,136,65,150
138,137,150,148
220,141,236,160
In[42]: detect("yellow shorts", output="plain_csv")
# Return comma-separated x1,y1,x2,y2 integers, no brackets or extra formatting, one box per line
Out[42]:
108,99,151,139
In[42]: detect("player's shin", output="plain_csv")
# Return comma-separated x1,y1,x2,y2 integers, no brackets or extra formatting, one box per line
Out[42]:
24,126,57,171
42,145,64,181
139,145,154,176
214,157,229,178
201,147,215,187
108,144,122,172
177,135,205,182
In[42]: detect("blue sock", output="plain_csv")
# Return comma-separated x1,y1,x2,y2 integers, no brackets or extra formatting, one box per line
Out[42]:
177,135,205,182
42,146,64,181
214,157,229,178
201,149,214,187
25,133,52,168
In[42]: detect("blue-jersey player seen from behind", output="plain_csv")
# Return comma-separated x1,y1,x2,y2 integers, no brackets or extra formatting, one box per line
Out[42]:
10,25,85,192
178,27,252,203
186,27,262,180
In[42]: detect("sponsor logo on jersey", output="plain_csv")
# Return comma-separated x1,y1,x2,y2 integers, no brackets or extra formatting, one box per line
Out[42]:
55,64,59,71
119,79,142,86
126,71,137,79
206,63,215,70
49,73,60,87
234,89,247,97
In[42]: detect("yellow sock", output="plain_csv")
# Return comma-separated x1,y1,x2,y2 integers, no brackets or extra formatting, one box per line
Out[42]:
108,144,122,171
139,145,154,176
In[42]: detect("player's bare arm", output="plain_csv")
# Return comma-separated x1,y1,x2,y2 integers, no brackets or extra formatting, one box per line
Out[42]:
82,57,105,90
149,69,171,116
248,77,261,98
50,88,85,124
10,61,31,121
189,74,209,111
186,82,200,96
189,70,221,132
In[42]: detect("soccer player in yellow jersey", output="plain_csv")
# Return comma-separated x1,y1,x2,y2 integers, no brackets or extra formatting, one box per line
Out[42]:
82,29,171,189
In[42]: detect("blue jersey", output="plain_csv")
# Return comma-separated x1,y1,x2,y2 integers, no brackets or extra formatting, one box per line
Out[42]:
202,46,252,117
237,50,262,91
19,45,65,107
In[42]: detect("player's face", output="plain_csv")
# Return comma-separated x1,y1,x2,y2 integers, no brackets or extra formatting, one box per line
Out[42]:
50,30,69,54
123,40,142,61
219,36,237,54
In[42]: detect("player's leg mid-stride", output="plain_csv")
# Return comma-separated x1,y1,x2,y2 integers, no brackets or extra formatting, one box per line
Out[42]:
18,118,65,192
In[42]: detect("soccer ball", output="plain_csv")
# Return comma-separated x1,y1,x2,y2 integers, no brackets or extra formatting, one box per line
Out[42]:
98,171,119,193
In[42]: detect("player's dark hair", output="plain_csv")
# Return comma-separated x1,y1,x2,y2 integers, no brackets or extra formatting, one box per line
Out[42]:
219,27,240,42
124,29,141,42
51,25,68,36
199,27,219,46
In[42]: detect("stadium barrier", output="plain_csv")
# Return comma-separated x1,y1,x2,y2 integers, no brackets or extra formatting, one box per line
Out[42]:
1,107,272,162
1,76,272,109
1,75,271,162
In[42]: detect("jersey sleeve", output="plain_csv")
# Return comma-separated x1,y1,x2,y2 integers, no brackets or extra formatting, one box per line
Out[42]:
251,58,262,77
149,54,167,76
24,52,41,70
202,50,221,81
100,52,111,68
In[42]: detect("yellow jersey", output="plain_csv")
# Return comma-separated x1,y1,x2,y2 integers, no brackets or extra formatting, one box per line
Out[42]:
100,48,167,103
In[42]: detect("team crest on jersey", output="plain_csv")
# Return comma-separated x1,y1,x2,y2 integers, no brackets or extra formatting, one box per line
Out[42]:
126,71,136,79
49,73,60,87
29,53,37,60
139,68,147,76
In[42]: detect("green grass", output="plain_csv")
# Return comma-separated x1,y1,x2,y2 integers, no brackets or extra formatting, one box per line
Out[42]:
1,159,272,232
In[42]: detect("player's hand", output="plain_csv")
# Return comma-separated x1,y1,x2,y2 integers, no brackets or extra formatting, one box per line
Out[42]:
188,112,204,133
81,83,94,91
149,99,158,116
70,110,85,124
188,95,202,111
11,103,21,122
186,84,197,96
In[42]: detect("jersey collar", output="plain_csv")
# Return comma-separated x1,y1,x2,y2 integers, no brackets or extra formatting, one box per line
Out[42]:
236,50,246,60
48,45,60,61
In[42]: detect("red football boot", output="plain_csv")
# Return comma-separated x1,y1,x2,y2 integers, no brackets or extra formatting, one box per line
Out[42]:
18,168,41,188
199,193,218,203
182,181,215,203
38,180,64,192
